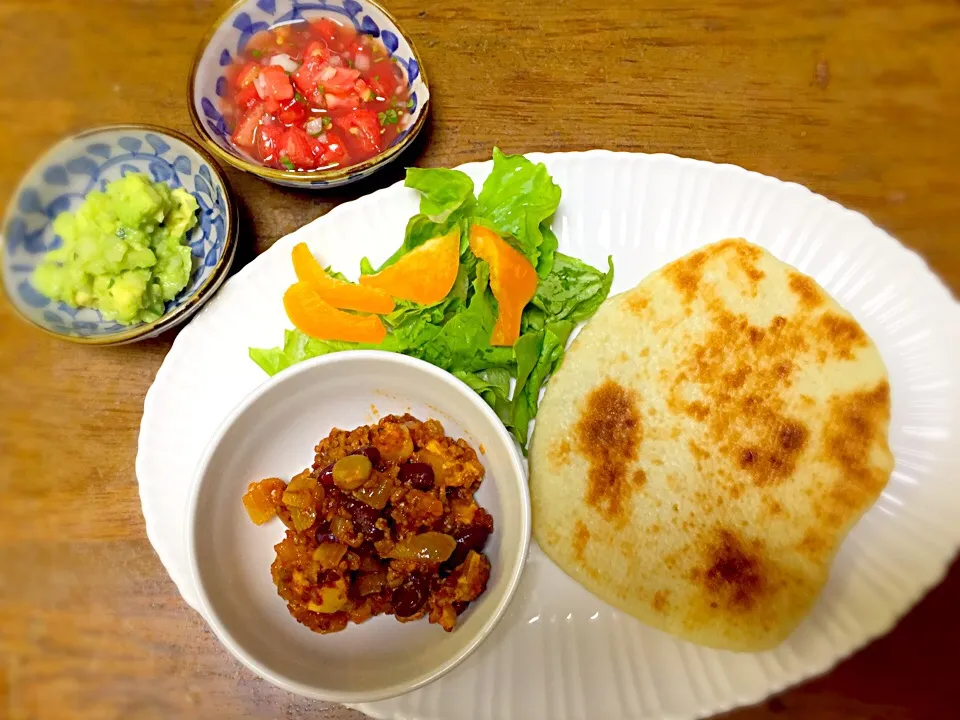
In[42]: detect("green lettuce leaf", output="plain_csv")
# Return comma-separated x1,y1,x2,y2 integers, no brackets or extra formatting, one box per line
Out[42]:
249,329,403,377
406,167,475,222
453,367,512,424
528,253,615,325
477,148,561,267
418,263,496,371
506,320,576,447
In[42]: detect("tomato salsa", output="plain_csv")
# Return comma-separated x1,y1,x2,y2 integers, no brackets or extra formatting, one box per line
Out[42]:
222,18,413,172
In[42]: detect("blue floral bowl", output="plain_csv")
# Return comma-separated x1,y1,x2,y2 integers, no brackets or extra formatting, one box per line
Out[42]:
188,0,430,189
0,124,238,345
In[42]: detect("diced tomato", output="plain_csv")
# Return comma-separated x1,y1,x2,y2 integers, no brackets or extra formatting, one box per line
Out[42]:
278,98,309,126
233,61,261,89
334,109,381,155
320,66,361,93
235,84,261,111
320,130,351,167
354,79,375,102
368,60,402,97
232,104,267,148
256,122,285,164
258,65,295,101
292,57,325,96
324,92,361,110
280,126,322,170
311,18,347,51
303,41,330,61
264,97,282,113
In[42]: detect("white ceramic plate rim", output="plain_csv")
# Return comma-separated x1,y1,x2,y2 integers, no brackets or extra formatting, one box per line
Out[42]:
184,349,532,704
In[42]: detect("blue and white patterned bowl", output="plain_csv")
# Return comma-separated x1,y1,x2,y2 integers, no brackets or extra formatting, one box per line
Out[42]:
188,0,430,189
0,124,238,345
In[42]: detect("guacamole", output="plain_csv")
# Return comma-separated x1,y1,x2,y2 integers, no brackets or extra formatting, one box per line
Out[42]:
32,173,200,325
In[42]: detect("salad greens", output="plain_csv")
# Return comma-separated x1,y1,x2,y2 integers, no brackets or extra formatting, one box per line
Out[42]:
250,148,614,449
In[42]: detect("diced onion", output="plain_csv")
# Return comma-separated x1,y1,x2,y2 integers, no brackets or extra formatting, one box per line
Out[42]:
269,53,299,73
254,73,268,99
328,55,343,67
319,65,337,82
304,118,326,136
354,53,371,72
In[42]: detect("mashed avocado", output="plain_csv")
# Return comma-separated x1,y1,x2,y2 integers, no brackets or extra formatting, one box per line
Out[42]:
32,173,199,325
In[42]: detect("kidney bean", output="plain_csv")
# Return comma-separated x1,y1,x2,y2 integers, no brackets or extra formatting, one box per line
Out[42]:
393,573,430,617
343,497,383,541
351,446,384,471
447,524,491,569
399,462,435,490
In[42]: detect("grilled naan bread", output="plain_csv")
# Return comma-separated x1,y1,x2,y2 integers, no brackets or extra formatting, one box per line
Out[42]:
529,238,893,651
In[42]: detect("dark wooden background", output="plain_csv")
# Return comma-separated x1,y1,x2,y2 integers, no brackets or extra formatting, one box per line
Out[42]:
1,1,958,718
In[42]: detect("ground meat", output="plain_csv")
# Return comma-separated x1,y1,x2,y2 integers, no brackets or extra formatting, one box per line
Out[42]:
242,414,494,634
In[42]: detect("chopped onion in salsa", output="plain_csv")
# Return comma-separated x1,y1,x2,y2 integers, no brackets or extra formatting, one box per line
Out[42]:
222,18,413,172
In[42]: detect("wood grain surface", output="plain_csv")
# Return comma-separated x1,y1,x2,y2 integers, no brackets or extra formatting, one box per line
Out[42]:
1,1,958,718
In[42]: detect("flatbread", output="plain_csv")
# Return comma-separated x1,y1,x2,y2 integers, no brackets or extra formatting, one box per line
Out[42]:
529,238,893,651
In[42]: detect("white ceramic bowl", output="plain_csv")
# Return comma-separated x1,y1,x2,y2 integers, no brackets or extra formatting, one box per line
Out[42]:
185,351,531,702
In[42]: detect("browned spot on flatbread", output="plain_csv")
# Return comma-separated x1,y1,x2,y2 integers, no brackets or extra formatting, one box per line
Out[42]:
798,529,828,559
616,351,629,363
817,312,868,360
696,528,767,611
788,272,824,310
633,468,647,488
686,402,710,420
667,305,812,489
665,250,708,301
652,590,670,613
626,293,650,316
689,440,710,461
572,520,590,563
550,438,572,470
816,381,892,527
576,380,643,524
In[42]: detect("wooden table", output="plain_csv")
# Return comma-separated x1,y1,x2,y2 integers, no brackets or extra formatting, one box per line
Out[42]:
2,1,958,718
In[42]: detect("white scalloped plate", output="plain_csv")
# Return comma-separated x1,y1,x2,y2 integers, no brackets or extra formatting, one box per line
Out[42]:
137,151,960,720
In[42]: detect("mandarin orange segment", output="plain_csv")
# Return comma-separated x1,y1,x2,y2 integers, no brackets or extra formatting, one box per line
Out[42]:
468,224,539,346
283,281,387,344
358,227,461,305
291,242,395,314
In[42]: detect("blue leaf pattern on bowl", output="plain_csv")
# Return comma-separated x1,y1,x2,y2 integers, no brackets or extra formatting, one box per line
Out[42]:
86,143,112,159
257,0,277,13
381,30,399,53
45,195,71,219
18,280,50,309
148,160,175,184
344,0,363,17
18,189,43,215
3,128,232,339
360,15,379,36
118,137,143,153
66,156,99,177
407,58,420,84
174,155,193,175
43,165,69,186
146,133,172,155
